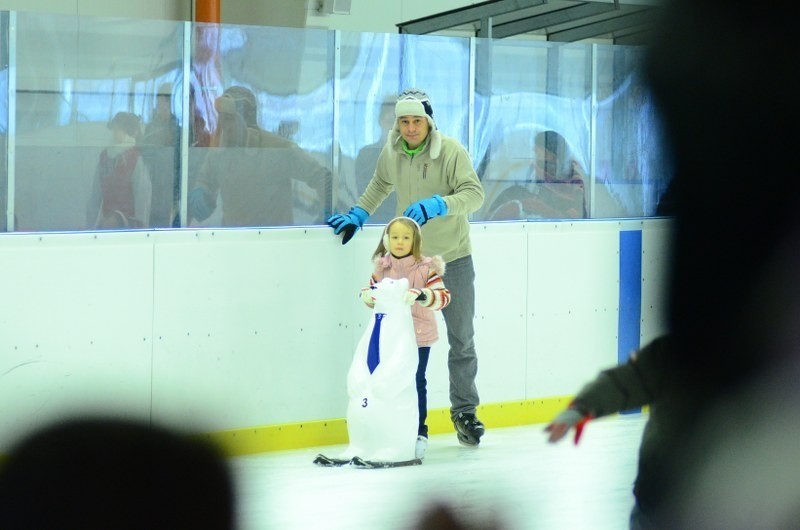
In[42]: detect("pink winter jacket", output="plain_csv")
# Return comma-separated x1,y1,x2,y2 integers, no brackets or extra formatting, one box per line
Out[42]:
363,254,450,347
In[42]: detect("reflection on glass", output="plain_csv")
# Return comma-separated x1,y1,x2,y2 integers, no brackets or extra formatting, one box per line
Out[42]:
487,130,587,220
187,23,334,228
140,83,181,228
11,13,184,231
189,86,331,228
474,40,593,222
336,32,470,221
594,47,671,218
354,95,396,223
86,112,151,229
3,13,669,233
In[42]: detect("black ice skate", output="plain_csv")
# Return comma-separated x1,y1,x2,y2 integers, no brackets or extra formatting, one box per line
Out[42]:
312,454,351,467
453,412,485,447
350,456,422,469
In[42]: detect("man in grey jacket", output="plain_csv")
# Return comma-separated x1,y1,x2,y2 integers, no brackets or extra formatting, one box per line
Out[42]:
328,88,486,447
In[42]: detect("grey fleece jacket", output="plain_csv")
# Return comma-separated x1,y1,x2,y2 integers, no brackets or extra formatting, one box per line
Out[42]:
356,128,484,263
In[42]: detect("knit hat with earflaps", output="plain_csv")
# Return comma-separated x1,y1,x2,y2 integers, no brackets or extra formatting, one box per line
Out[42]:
395,88,436,130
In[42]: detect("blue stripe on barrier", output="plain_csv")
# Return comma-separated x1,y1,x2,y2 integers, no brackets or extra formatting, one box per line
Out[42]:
618,230,643,363
618,230,642,415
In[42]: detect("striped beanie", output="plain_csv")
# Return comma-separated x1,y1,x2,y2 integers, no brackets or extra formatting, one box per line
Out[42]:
395,88,436,129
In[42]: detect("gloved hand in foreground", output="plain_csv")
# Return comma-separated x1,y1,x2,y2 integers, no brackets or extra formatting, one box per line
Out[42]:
403,195,447,226
544,405,593,445
326,206,369,244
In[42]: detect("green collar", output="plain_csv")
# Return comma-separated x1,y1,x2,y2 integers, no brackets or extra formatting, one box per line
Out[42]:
402,138,428,156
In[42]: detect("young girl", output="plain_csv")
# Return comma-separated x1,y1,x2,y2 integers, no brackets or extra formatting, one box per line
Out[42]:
360,216,450,459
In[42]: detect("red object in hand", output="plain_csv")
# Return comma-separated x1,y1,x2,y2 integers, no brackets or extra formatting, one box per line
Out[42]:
573,414,593,445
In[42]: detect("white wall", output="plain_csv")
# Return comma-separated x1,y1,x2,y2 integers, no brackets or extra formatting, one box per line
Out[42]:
0,0,479,33
0,219,671,452
0,0,191,21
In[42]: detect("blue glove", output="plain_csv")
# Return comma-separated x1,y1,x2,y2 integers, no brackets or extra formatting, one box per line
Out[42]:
403,195,448,226
326,206,369,245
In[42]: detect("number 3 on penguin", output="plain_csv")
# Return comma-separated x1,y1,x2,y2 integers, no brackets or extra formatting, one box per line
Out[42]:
361,398,368,408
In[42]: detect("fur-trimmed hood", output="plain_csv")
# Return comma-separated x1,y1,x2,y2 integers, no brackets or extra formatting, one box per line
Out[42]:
387,128,442,160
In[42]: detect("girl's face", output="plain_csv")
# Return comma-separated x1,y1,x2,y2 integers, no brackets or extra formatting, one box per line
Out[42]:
387,222,414,257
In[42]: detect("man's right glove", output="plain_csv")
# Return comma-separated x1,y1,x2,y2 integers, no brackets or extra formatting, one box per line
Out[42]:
326,206,369,245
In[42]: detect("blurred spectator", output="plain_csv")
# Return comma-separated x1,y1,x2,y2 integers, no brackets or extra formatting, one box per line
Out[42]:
190,84,212,148
641,0,800,527
189,86,331,227
354,95,397,223
488,130,587,220
413,501,504,529
0,417,235,530
140,82,181,227
87,112,152,229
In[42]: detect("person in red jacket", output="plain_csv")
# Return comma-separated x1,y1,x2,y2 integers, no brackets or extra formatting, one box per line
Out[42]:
87,112,152,229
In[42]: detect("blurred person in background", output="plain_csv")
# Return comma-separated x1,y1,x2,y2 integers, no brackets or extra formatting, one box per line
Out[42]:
189,85,331,227
488,129,587,220
87,111,151,229
140,82,181,228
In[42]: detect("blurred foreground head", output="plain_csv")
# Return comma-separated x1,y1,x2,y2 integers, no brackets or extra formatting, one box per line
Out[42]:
645,0,799,390
645,0,800,526
0,417,235,530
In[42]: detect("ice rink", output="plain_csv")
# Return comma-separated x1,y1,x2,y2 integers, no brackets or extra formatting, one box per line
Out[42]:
232,413,647,529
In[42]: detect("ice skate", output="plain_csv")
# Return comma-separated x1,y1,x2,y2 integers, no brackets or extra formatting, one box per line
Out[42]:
312,454,351,467
454,412,484,446
350,455,422,469
415,435,428,459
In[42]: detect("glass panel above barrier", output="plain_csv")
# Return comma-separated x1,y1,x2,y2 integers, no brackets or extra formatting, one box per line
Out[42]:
1,11,8,232
594,45,672,218
3,13,670,235
473,39,592,222
186,23,333,229
12,13,184,232
336,31,470,225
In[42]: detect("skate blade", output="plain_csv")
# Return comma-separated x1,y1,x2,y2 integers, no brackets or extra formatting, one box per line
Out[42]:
312,454,351,467
350,456,423,469
456,432,481,447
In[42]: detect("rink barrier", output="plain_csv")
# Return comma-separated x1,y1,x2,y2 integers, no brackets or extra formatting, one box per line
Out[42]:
198,395,575,457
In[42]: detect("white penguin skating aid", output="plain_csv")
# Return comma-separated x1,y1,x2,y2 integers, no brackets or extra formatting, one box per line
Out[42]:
314,277,421,468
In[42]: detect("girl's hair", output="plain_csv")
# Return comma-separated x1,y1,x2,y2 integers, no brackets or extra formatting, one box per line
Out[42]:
372,216,423,260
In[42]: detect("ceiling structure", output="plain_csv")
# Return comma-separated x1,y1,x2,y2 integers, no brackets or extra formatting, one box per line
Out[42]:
397,0,660,45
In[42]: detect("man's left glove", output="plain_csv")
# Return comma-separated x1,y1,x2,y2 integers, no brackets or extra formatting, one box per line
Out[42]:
403,195,448,226
326,206,369,245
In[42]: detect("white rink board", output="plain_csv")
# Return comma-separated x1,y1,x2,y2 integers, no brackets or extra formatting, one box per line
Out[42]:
0,219,671,451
